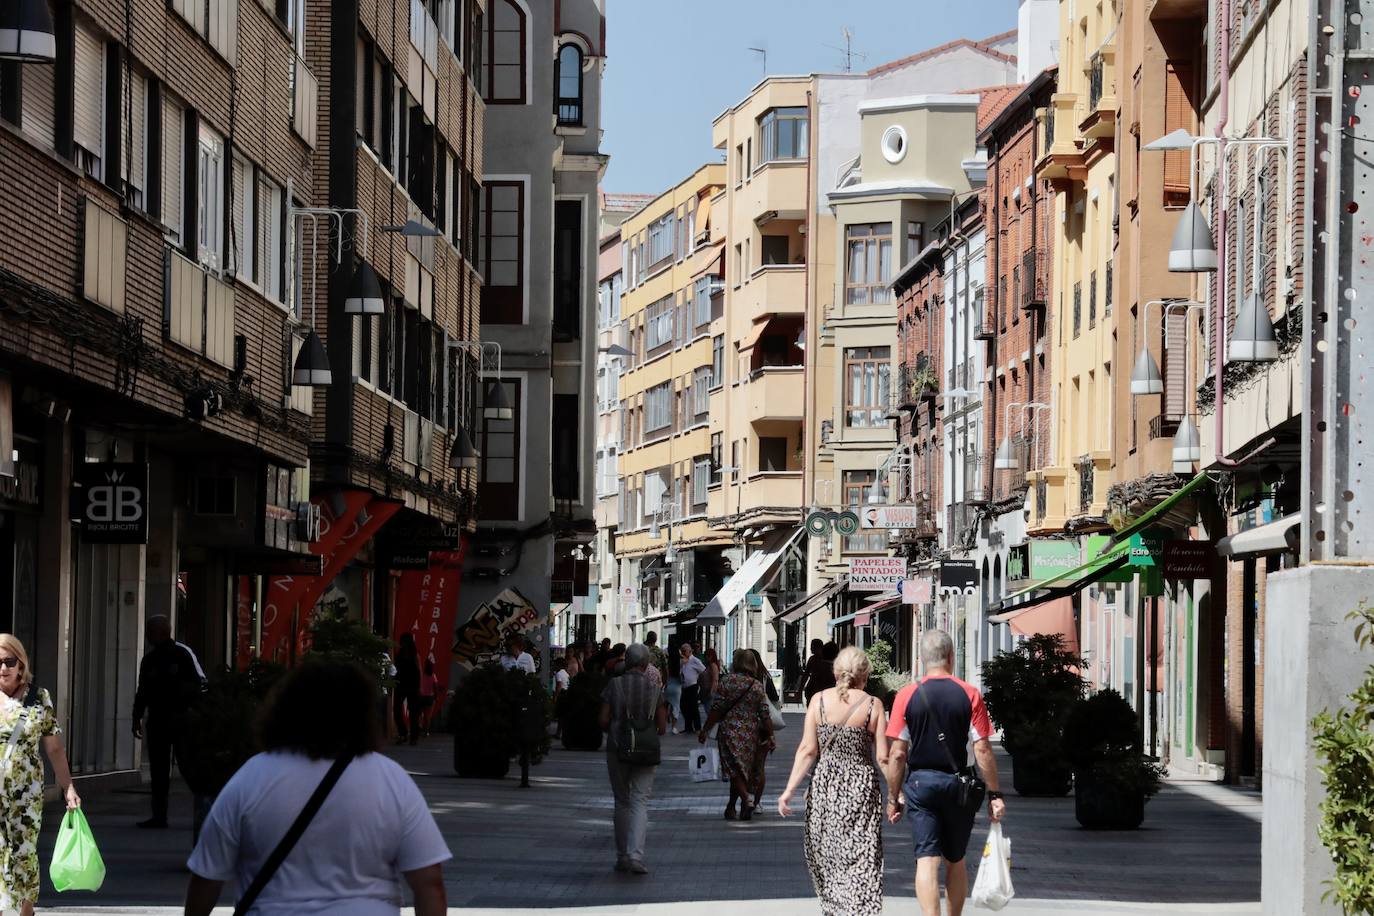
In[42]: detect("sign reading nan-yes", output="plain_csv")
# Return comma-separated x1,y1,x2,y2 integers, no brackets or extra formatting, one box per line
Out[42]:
848,557,907,592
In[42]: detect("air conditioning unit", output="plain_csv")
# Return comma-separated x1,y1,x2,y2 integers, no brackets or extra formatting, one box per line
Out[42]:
293,501,322,542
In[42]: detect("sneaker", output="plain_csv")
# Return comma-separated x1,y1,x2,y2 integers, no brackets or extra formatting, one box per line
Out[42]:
628,860,649,875
137,818,168,829
614,857,631,872
671,727,680,735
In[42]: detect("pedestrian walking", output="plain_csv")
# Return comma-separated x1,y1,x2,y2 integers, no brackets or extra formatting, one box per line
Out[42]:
698,649,774,821
677,643,706,733
664,671,683,735
0,634,81,916
393,633,422,745
883,630,1005,916
597,644,667,875
499,634,536,674
417,657,443,735
605,643,628,676
644,631,669,684
565,644,583,678
184,660,450,915
131,614,206,829
800,638,831,705
700,646,722,717
747,648,779,811
778,646,888,916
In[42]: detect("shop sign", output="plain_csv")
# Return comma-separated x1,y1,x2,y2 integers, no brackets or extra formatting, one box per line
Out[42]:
1128,531,1165,567
848,557,906,592
382,549,432,570
452,587,542,670
902,577,932,605
77,462,148,543
393,549,465,677
860,506,928,529
0,462,39,508
1162,539,1216,579
939,559,978,595
551,579,574,604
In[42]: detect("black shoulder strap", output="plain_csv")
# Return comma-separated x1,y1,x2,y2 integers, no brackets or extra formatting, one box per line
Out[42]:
233,754,351,916
916,683,963,774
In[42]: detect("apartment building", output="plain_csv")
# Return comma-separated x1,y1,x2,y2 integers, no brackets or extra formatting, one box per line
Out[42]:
455,0,606,672
612,165,730,650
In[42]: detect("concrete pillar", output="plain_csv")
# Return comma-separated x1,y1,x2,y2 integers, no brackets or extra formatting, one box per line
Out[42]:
144,453,179,626
35,414,72,729
1262,565,1374,916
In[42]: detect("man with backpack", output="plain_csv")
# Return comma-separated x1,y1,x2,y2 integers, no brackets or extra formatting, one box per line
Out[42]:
597,643,667,875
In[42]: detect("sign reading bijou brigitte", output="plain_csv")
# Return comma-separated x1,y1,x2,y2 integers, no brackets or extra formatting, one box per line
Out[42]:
78,462,149,543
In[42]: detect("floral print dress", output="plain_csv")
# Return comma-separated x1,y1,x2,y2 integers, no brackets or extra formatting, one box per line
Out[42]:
711,673,767,783
0,688,60,911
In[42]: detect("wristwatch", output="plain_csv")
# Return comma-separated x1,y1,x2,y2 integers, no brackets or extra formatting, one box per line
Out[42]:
987,791,1005,801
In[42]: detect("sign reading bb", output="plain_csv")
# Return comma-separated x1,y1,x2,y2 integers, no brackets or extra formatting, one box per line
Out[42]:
79,462,149,544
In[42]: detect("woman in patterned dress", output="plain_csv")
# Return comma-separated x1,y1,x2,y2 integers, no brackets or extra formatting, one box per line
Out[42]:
777,646,889,916
697,649,772,821
0,634,81,916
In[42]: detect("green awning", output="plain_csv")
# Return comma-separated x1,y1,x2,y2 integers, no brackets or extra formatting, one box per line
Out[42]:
1002,538,1132,605
1107,471,1209,545
989,553,1130,618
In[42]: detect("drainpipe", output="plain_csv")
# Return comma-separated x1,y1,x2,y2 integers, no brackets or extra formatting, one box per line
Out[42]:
989,141,1002,504
802,90,813,516
1028,108,1040,484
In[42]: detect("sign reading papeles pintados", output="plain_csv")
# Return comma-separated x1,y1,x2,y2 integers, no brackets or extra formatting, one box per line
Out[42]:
452,587,542,670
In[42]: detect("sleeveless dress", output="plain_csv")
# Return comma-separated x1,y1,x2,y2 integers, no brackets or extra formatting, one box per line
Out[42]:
803,695,884,916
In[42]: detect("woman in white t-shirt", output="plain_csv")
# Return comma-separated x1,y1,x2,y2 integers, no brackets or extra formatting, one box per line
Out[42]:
184,662,451,916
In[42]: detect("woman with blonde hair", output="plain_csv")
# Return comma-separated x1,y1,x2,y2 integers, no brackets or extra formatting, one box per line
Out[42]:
0,634,81,916
777,645,888,915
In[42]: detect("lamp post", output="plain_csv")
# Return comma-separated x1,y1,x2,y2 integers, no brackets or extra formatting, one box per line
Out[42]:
993,401,1050,472
449,340,511,419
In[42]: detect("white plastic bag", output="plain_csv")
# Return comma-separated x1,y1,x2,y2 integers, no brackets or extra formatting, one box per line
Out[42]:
971,822,1014,910
688,747,720,782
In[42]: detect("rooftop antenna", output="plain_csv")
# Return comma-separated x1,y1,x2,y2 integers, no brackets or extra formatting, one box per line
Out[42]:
824,28,868,73
748,46,767,78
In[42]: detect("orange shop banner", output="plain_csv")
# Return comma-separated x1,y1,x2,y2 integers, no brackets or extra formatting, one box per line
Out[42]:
392,547,466,682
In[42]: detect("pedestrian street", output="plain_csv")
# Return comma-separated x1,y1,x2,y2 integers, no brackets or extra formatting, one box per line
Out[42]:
35,708,1260,915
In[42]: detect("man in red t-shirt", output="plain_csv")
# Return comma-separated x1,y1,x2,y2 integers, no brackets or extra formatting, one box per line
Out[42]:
883,629,1006,916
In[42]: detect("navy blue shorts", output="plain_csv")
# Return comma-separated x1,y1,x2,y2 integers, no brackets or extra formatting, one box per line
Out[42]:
903,769,977,862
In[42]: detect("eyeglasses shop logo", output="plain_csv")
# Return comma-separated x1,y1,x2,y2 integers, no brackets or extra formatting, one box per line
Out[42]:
78,462,149,544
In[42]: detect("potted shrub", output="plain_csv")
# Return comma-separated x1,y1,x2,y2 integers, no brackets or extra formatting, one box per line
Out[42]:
449,665,551,778
1062,688,1165,829
556,670,608,751
178,659,287,798
981,633,1086,796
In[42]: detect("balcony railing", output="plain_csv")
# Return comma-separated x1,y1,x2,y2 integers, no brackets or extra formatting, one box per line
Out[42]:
1021,249,1046,310
898,360,938,410
1078,455,1095,514
1149,414,1181,440
1043,104,1055,152
1088,55,1104,110
948,502,977,541
1035,475,1048,521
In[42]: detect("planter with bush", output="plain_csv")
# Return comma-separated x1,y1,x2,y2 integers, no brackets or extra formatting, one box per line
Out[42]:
556,671,608,751
1061,688,1165,829
981,633,1086,796
1312,602,1374,914
449,665,552,778
863,640,912,711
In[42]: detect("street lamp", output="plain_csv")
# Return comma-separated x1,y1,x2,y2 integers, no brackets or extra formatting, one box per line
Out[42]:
994,401,1049,471
0,0,56,62
450,340,511,419
382,219,443,238
448,423,479,470
599,344,632,358
1229,292,1279,362
1131,299,1200,397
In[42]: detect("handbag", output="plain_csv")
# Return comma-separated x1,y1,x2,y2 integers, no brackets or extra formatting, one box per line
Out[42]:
705,684,749,741
767,699,786,731
615,679,661,766
688,747,720,782
232,754,351,916
916,685,987,813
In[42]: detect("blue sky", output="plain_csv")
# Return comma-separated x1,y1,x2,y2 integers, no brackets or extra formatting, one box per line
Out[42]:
601,0,1019,194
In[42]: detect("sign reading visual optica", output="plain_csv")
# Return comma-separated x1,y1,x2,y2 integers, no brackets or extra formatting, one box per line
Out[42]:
860,506,929,529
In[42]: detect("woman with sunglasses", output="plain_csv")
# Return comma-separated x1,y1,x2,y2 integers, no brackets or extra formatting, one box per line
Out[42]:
0,633,80,916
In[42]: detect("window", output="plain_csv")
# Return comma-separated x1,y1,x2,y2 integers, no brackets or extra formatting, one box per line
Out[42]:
644,296,674,351
1162,61,1194,207
172,0,238,63
123,70,149,207
692,275,715,329
479,379,521,519
1089,269,1098,328
231,153,255,281
256,174,286,304
906,221,924,263
760,235,788,266
20,54,56,148
645,382,673,433
162,93,187,242
758,107,808,162
481,180,523,323
1104,259,1113,316
647,213,674,268
692,457,710,508
758,437,788,472
552,392,579,501
844,346,891,427
197,123,225,269
845,223,892,305
733,244,743,286
555,43,582,125
711,334,724,387
553,199,582,339
710,433,723,484
72,20,104,179
484,0,525,103
1072,282,1082,338
692,367,711,418
843,470,886,552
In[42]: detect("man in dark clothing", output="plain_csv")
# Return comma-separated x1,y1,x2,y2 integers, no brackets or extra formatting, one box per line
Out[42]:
883,629,1005,916
132,615,206,829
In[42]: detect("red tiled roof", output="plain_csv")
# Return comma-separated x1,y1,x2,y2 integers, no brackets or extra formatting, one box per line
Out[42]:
969,84,1027,131
868,33,1017,76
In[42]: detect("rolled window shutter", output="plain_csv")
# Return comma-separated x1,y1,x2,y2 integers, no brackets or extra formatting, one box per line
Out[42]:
125,71,147,192
162,97,184,237
231,157,246,274
73,22,104,158
256,175,271,290
22,57,55,148
355,38,366,135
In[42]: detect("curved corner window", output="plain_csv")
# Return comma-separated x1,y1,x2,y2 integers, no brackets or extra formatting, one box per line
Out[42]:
881,125,907,163
758,107,809,163
556,43,583,125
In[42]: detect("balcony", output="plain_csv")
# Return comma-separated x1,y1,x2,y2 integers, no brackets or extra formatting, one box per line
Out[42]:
1078,47,1117,146
747,366,804,423
164,249,235,367
1020,249,1047,311
1036,93,1087,183
737,160,808,226
1030,466,1070,532
730,473,805,524
898,360,939,410
1149,414,1181,440
1078,455,1095,515
738,263,806,321
972,315,995,340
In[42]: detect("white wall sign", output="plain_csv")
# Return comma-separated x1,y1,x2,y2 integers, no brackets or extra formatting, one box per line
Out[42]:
848,557,907,592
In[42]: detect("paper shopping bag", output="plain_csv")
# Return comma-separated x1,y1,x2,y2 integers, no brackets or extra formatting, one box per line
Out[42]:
50,809,106,892
688,747,720,782
971,822,1013,910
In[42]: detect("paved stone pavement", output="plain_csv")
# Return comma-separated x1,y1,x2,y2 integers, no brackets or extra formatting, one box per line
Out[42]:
35,708,1261,913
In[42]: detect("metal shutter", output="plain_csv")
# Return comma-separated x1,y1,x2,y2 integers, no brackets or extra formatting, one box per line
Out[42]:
124,70,147,194
20,57,54,148
162,96,184,238
73,21,104,160
231,156,246,275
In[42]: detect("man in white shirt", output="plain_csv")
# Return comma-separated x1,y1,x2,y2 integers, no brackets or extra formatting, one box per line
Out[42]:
499,634,536,674
677,642,706,733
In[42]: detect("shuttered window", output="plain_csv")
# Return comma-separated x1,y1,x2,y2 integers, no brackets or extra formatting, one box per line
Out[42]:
256,175,285,305
1163,310,1188,418
73,21,104,176
123,70,148,205
197,123,225,269
231,154,256,282
162,94,185,243
21,57,55,148
1163,61,1193,207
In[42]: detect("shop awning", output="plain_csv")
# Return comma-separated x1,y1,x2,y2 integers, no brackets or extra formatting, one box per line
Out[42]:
1216,513,1300,558
995,547,1130,611
993,596,1080,657
1107,470,1210,544
697,527,804,625
828,596,902,630
774,577,845,624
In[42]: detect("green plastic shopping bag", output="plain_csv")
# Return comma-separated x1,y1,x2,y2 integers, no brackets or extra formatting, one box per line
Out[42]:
49,809,106,892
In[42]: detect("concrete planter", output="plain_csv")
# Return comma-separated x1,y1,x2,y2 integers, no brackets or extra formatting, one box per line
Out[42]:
1073,771,1146,829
